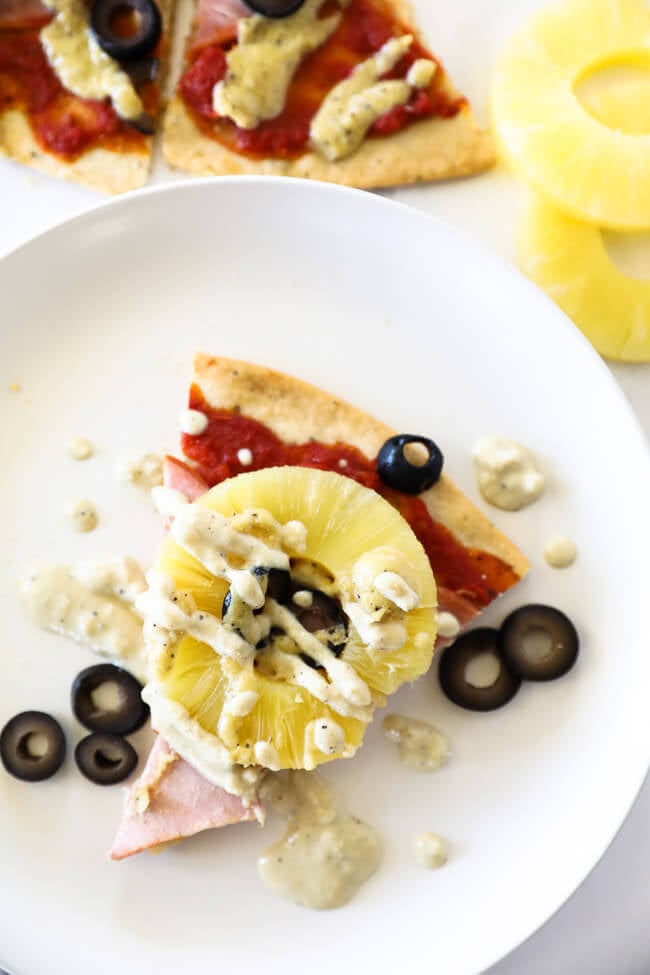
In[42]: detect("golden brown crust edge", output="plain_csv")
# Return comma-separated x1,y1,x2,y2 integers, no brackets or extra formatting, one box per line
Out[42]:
162,96,494,189
193,353,529,579
0,0,174,194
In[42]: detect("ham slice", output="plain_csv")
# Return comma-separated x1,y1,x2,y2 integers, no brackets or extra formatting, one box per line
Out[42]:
187,0,250,57
435,587,482,650
111,737,261,860
0,0,52,29
163,454,209,500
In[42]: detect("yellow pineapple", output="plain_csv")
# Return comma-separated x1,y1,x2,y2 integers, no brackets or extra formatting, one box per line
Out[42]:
151,467,437,771
491,0,650,229
580,78,650,135
518,190,650,361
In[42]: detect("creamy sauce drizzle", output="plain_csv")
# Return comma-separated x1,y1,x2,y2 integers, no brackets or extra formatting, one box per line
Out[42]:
258,771,383,909
412,831,447,869
18,557,148,680
437,611,460,640
41,0,143,120
311,36,436,160
179,409,208,436
472,436,545,511
383,714,449,772
65,498,98,533
115,452,164,492
544,535,577,568
213,0,343,129
65,436,93,460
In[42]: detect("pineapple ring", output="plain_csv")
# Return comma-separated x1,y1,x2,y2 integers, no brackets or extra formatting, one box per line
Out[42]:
518,190,650,362
152,466,437,771
492,0,650,229
580,77,650,135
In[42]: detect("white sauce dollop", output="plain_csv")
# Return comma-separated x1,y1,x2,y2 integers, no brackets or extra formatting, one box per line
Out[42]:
544,535,578,568
179,409,208,436
383,714,450,772
65,436,93,461
18,558,148,680
437,611,460,640
115,452,164,492
472,436,545,511
258,771,383,910
412,831,448,870
65,498,98,533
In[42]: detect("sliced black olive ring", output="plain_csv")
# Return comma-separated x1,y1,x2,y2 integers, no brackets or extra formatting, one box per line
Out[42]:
377,434,444,495
498,604,579,681
90,0,162,62
71,663,149,735
245,0,307,17
75,733,138,785
438,628,522,712
0,711,66,782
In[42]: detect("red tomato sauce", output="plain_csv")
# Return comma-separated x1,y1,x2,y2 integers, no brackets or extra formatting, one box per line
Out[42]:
179,0,464,160
181,386,518,608
0,26,157,161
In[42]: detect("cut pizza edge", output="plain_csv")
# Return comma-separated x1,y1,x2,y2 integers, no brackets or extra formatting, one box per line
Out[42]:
0,0,174,194
162,0,495,188
111,352,528,860
191,352,529,581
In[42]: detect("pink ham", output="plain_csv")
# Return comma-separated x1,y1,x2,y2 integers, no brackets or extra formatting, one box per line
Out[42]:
187,0,250,56
111,736,261,860
163,454,209,500
0,0,52,29
434,587,482,650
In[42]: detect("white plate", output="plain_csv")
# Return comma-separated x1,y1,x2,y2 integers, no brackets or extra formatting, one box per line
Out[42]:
1,178,649,975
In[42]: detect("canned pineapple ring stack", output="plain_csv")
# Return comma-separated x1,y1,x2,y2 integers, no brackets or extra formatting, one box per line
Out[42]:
492,0,650,362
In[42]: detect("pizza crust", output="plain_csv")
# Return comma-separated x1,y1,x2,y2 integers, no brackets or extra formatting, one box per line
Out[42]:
163,95,494,189
0,0,173,194
192,353,529,579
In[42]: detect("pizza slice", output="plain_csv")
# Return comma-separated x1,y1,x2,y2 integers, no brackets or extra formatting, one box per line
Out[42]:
0,0,173,193
163,0,495,187
111,354,527,859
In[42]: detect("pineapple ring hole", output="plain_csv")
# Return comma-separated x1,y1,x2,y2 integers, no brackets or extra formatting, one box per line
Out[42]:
601,229,650,282
574,61,650,134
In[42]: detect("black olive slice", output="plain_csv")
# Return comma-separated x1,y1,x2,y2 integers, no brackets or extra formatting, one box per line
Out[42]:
125,56,160,84
127,111,155,135
438,628,521,711
498,604,579,681
71,663,149,735
0,711,66,782
245,0,306,17
75,733,138,785
90,0,162,62
377,434,444,495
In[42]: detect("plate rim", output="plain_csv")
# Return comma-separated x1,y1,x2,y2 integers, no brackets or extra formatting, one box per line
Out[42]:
2,174,650,975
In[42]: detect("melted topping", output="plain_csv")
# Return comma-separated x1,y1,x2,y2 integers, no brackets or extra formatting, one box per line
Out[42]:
181,388,519,608
41,0,143,119
214,0,343,129
18,558,148,680
311,35,435,160
472,436,545,511
383,713,449,772
0,19,157,160
258,770,383,909
179,0,464,160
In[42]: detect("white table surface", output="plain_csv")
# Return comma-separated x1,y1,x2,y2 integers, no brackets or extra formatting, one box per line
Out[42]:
1,1,649,972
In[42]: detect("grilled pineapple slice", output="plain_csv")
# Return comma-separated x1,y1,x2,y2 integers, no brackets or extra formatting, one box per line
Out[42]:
152,467,437,770
492,0,650,229
518,190,650,361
